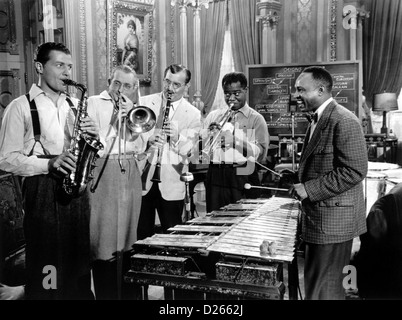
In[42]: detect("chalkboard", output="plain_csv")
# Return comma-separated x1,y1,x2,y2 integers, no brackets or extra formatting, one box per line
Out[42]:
246,61,362,136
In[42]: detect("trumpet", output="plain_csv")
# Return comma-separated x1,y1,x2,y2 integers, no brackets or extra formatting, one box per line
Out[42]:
200,103,235,162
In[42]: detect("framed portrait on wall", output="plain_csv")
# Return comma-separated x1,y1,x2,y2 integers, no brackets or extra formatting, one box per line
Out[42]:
108,0,153,85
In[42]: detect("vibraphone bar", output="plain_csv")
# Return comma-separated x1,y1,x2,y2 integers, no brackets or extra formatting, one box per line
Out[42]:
125,197,300,300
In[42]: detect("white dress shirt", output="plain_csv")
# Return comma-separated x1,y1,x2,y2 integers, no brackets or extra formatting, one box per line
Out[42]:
0,84,77,176
87,90,144,157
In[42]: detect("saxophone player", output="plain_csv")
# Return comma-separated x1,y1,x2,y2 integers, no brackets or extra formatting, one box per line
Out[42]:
136,64,201,240
86,65,144,300
0,42,99,300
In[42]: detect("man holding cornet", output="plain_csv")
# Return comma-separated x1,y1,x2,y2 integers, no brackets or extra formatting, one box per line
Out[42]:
87,64,145,300
202,72,269,213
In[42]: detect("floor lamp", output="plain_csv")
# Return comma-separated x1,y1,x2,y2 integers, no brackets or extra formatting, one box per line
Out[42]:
373,92,398,136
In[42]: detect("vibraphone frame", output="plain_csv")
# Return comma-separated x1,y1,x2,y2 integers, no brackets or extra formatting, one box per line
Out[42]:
125,197,300,300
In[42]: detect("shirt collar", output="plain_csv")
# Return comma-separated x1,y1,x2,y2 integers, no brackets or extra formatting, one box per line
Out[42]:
234,103,251,118
29,84,69,102
99,90,113,101
315,97,333,122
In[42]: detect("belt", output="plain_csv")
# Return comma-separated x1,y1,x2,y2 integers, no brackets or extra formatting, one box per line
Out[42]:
210,162,242,168
101,152,138,160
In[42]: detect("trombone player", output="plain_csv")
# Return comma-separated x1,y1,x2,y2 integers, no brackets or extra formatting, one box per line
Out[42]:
86,64,148,300
136,64,201,240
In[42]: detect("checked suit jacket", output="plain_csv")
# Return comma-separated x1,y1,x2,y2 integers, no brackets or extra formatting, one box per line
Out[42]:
298,100,368,244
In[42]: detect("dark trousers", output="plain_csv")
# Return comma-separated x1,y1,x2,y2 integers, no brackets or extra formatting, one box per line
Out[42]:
304,240,353,300
137,182,184,240
92,251,140,300
205,164,261,213
23,175,93,300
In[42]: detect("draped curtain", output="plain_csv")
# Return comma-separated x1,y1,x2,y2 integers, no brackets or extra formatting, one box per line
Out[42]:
228,0,261,73
363,0,402,108
200,0,226,109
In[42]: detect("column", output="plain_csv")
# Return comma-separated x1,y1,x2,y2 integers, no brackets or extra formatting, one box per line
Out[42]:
342,1,370,61
172,0,211,109
190,0,211,111
256,0,282,65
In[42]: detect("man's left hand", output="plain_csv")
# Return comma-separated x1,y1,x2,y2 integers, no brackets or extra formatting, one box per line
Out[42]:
289,183,308,201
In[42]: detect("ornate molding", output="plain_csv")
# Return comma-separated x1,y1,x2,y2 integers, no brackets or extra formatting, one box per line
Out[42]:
171,0,212,10
0,0,18,55
256,1,282,29
79,0,88,87
329,0,337,61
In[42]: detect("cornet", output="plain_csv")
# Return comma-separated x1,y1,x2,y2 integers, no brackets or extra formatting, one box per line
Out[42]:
200,103,235,162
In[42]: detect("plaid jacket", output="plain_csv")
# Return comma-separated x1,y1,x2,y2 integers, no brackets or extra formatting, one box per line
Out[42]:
298,101,368,244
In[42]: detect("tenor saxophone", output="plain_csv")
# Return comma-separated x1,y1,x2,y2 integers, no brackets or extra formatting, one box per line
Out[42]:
62,79,104,197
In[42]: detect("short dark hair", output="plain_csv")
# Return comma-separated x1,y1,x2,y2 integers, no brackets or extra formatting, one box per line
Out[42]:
222,72,248,89
302,66,333,92
164,64,191,84
34,42,71,65
127,20,136,31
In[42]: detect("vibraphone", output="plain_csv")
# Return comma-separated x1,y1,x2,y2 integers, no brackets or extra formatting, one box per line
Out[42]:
125,196,300,300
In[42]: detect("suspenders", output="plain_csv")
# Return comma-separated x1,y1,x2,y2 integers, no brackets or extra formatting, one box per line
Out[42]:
25,93,75,157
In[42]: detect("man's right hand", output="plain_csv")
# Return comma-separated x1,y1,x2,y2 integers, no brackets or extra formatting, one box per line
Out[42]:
48,151,77,175
279,169,299,184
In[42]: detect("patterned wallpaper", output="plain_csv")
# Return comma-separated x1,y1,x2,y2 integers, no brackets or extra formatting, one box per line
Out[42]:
95,0,108,94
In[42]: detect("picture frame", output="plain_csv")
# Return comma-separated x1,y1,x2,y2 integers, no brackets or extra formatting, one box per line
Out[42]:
108,0,153,85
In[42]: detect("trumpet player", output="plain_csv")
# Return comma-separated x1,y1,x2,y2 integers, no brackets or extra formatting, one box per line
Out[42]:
202,72,270,213
0,42,98,300
136,64,201,240
86,65,144,300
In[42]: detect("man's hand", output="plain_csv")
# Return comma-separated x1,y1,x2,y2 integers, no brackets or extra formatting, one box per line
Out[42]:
289,183,308,201
117,93,134,118
48,151,77,175
280,169,299,184
220,130,234,150
162,120,179,144
147,131,165,151
79,115,100,138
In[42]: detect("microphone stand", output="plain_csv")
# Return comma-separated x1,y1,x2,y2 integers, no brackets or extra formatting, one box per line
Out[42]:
180,172,194,222
290,103,296,172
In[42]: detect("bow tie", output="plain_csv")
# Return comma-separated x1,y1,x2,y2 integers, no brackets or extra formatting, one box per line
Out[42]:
305,112,318,123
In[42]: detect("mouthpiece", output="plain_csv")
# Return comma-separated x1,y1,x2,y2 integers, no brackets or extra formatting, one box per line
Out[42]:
244,183,251,190
62,79,87,92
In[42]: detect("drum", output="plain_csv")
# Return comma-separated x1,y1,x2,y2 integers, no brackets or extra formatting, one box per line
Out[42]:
364,171,396,216
367,161,399,172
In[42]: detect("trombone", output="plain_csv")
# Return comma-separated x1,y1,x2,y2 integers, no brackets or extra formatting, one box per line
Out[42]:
116,95,156,173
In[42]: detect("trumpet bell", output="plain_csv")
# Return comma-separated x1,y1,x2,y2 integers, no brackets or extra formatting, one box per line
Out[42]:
126,106,156,133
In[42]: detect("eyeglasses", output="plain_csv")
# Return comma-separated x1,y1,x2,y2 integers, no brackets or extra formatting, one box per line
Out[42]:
111,80,136,91
163,79,185,91
224,90,245,98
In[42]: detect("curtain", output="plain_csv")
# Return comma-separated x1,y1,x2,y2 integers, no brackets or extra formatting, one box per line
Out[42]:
229,0,261,73
363,0,402,108
200,0,226,110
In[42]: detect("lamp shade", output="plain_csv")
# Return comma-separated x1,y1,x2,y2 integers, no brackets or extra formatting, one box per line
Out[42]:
373,92,398,112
